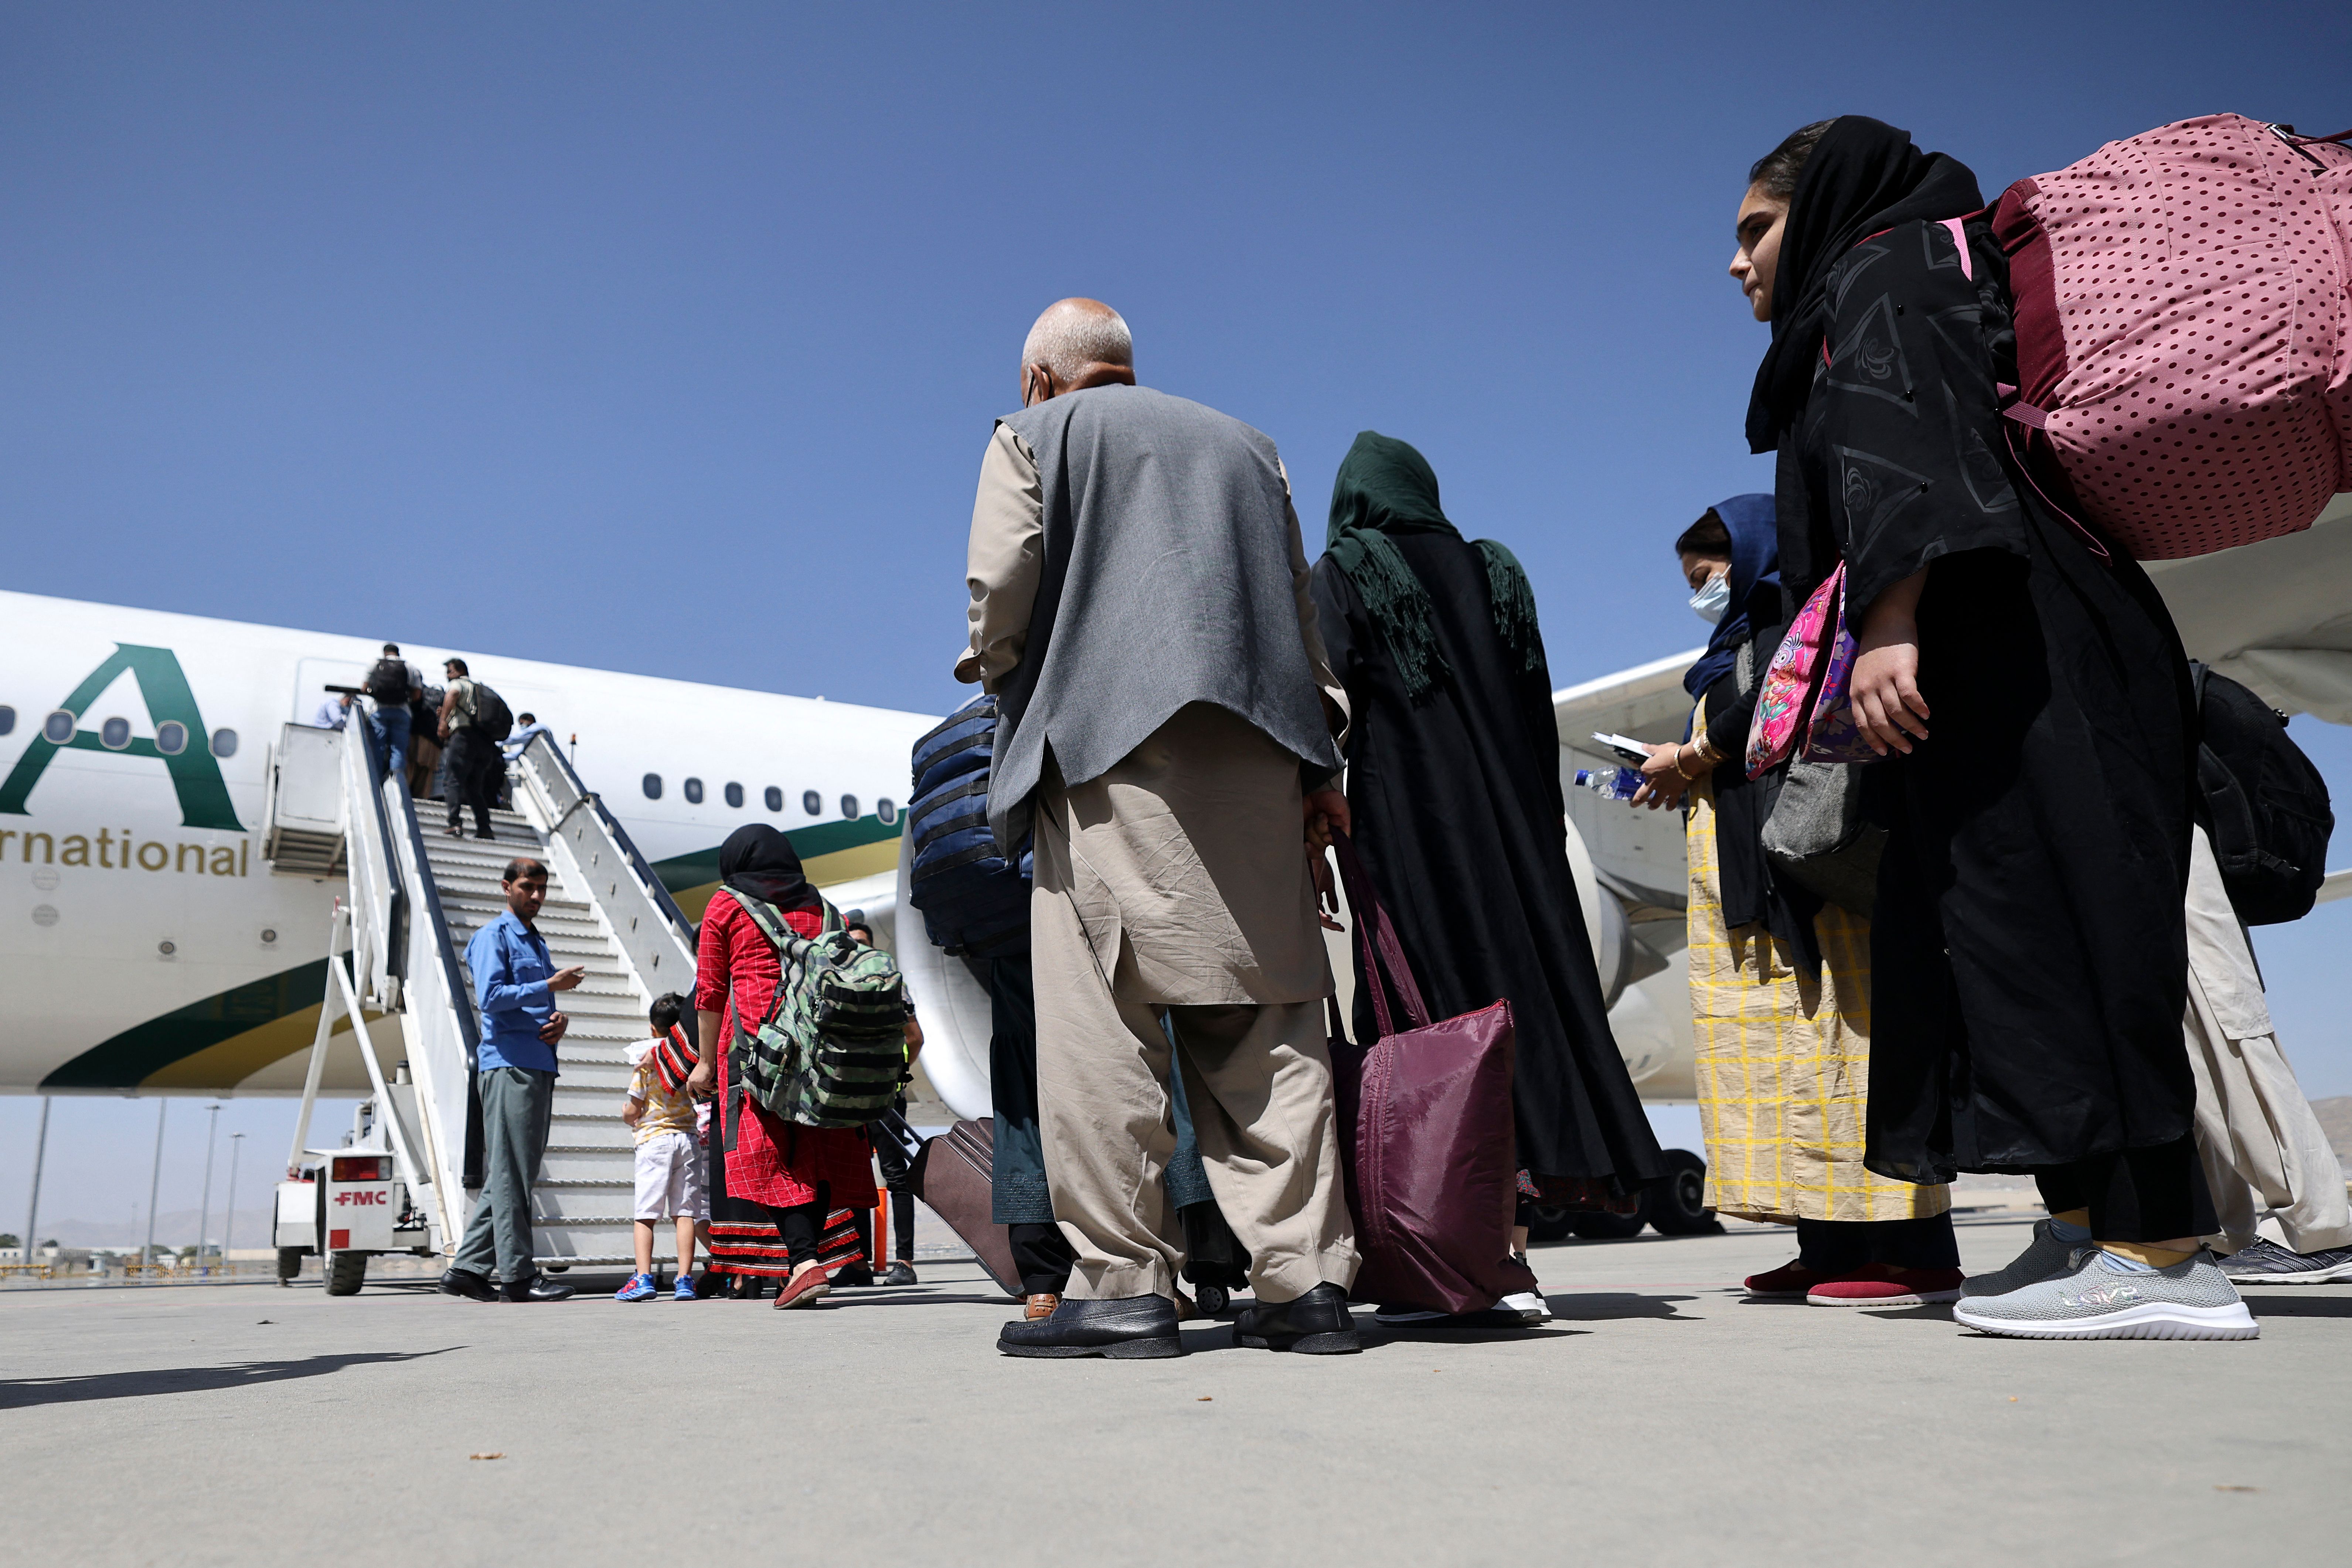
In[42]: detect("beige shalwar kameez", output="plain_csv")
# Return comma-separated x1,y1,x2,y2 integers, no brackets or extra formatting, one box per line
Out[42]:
959,426,1359,1302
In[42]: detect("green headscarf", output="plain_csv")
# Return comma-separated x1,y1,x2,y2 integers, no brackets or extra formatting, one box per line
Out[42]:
1323,431,1542,702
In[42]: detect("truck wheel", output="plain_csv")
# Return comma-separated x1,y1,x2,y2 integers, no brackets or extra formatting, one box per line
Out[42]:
1523,1204,1577,1244
1647,1149,1722,1235
324,1251,368,1296
276,1247,305,1281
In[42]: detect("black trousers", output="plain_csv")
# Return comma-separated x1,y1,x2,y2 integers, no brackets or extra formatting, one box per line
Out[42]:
763,1180,832,1269
443,728,498,837
1008,1221,1075,1296
1796,1213,1961,1272
2033,1133,2216,1244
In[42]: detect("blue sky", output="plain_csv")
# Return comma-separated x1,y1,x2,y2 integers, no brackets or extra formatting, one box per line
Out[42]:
4,4,2349,1233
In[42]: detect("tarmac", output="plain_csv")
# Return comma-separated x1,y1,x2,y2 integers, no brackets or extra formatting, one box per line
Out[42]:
4,1212,2346,1567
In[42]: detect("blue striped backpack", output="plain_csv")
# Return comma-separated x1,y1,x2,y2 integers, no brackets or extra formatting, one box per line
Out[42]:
906,695,1032,957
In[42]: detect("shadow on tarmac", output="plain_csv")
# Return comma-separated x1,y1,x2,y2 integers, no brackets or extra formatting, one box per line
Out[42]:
0,1348,462,1411
2238,1293,2352,1318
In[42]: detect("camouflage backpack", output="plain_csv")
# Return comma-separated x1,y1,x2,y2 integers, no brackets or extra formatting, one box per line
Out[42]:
718,889,909,1129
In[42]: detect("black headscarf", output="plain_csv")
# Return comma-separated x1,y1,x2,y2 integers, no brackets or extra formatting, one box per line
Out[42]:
1744,117,1984,455
718,824,817,912
1680,493,1782,700
1324,431,1541,701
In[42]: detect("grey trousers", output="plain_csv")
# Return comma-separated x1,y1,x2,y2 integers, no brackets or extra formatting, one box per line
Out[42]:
455,1066,554,1283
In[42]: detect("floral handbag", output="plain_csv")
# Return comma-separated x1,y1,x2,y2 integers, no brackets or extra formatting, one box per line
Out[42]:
1743,563,1877,778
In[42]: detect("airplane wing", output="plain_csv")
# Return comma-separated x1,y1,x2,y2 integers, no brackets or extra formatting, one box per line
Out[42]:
2146,491,2352,724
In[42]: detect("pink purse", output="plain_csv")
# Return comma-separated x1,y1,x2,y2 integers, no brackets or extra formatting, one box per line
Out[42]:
1744,563,1876,778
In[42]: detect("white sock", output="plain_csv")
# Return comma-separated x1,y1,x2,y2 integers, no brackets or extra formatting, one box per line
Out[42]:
2095,1249,2155,1274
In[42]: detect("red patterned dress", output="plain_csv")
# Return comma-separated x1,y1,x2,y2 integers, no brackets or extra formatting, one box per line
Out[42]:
697,893,874,1274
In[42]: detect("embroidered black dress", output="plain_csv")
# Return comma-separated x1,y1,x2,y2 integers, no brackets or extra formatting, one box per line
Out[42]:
1784,214,2199,1183
1311,538,1664,1197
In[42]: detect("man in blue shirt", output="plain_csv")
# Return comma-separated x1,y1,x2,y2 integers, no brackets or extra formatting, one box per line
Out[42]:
439,857,587,1303
501,712,554,761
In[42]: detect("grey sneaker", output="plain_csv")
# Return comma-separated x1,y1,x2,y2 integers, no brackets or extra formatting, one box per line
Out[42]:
1959,1218,2078,1299
1954,1247,2258,1340
2218,1235,2352,1285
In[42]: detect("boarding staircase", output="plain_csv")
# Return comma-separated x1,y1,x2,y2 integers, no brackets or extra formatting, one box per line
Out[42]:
263,717,700,1276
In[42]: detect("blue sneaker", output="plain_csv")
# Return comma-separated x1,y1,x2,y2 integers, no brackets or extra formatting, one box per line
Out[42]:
673,1272,698,1301
615,1272,658,1302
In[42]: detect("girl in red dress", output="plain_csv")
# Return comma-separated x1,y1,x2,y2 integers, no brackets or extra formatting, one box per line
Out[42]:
689,825,875,1309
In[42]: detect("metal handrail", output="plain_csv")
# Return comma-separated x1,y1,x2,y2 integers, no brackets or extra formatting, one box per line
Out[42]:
517,732,699,945
339,706,408,1001
381,761,486,1198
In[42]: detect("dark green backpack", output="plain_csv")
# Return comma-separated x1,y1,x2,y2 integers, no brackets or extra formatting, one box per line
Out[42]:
719,889,910,1129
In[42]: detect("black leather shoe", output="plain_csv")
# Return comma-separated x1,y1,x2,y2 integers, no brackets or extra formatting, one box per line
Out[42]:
437,1267,497,1302
877,1260,918,1287
1235,1282,1361,1354
833,1262,875,1288
501,1274,576,1302
998,1294,1183,1358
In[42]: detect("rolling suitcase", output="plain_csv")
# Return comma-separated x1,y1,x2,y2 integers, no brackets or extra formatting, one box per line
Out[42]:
908,1116,1022,1296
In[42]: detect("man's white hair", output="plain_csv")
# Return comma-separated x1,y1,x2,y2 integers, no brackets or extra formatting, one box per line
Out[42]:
1021,299,1133,382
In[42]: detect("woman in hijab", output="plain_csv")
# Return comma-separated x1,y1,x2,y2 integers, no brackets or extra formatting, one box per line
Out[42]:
1634,497,1959,1307
1310,432,1663,1317
1726,117,2252,1338
686,824,876,1309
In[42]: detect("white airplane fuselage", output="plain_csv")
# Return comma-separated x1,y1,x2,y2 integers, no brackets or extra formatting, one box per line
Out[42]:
0,588,932,1096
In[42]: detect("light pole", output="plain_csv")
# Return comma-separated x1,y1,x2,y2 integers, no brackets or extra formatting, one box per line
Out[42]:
21,1096,50,1270
195,1103,221,1276
224,1133,245,1272
142,1100,167,1279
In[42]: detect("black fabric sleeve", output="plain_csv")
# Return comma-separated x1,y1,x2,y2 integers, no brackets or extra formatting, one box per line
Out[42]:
1308,558,1364,747
1814,220,2031,619
1702,669,1758,758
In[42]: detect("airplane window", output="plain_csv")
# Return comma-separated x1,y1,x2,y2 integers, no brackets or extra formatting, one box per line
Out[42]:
764,786,783,813
801,789,821,816
840,794,859,819
100,717,132,750
155,721,187,755
642,773,663,800
43,710,75,744
0,706,14,736
684,778,705,805
210,728,238,759
724,782,744,809
876,797,896,825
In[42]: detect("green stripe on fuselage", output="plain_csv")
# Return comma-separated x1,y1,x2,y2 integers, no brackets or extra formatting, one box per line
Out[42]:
42,958,330,1090
650,814,898,898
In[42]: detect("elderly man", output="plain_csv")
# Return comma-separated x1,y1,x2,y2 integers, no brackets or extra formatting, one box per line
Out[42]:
960,299,1361,1358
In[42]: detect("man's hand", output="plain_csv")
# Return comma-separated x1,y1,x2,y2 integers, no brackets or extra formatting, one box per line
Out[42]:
1304,787,1351,850
538,1011,569,1046
548,965,586,992
1850,568,1931,756
1309,851,1345,932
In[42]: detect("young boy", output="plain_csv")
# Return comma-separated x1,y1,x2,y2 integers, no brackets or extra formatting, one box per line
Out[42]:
616,992,708,1301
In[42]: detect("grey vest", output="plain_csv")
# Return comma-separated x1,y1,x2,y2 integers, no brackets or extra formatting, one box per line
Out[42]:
989,384,1339,848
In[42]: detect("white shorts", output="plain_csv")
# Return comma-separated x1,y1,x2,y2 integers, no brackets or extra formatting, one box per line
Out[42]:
632,1131,708,1221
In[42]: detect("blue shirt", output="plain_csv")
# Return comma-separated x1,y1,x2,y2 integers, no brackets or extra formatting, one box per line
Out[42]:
502,722,553,759
466,910,561,1075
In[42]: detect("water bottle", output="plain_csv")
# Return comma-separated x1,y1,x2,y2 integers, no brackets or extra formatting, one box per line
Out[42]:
1573,766,1643,801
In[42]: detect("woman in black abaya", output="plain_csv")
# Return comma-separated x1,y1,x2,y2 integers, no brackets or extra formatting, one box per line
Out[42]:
1310,433,1663,1303
1733,117,2252,1337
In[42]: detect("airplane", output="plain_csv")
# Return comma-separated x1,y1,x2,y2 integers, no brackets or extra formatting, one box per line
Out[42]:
4,489,2346,1125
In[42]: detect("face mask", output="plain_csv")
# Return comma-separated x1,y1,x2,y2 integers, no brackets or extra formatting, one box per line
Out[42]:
1689,571,1732,625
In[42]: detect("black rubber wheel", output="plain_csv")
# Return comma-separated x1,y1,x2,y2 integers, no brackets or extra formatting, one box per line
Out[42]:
324,1250,368,1296
1568,1207,1648,1241
1647,1149,1722,1235
275,1247,305,1281
1196,1283,1230,1317
1523,1204,1577,1245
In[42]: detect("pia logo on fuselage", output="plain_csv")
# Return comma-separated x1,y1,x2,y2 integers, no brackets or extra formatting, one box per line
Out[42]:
0,643,245,831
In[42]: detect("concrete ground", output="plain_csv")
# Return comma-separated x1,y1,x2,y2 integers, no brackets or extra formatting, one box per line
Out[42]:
4,1213,2346,1567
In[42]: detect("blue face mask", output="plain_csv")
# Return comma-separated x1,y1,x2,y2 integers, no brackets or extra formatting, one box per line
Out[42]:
1689,571,1732,625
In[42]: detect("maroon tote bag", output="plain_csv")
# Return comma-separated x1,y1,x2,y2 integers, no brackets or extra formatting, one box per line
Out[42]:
1328,830,1538,1316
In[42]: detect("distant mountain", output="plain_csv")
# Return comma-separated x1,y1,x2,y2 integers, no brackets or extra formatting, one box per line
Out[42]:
26,1206,276,1251
2314,1097,2352,1167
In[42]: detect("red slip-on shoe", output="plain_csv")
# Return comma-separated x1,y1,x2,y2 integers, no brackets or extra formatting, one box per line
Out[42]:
773,1265,834,1310
1805,1265,1964,1306
1743,1259,1831,1300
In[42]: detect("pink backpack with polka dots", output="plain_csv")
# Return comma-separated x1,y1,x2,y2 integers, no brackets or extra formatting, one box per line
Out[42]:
1991,115,2352,561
